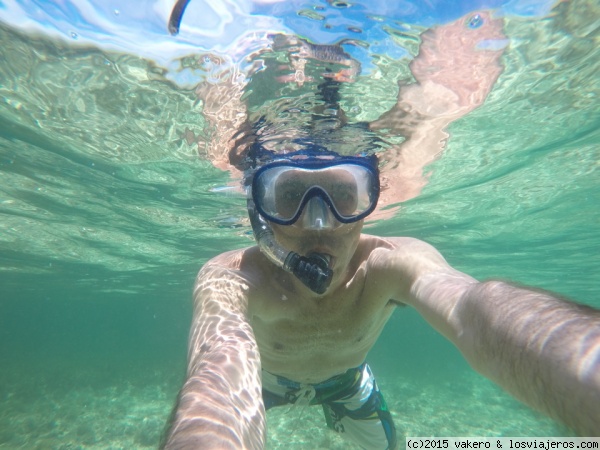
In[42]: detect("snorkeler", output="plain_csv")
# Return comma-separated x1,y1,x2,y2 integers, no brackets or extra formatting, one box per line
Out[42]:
163,9,600,449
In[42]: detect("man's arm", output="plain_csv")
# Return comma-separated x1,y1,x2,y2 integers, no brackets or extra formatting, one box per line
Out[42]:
163,257,265,449
374,238,600,435
369,11,507,214
452,281,600,436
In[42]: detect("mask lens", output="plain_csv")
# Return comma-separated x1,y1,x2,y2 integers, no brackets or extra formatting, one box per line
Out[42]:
252,160,379,225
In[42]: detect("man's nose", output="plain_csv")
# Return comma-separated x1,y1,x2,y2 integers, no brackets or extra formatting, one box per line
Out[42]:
297,196,340,230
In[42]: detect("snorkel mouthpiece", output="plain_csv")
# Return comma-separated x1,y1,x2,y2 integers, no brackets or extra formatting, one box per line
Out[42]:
248,197,333,294
284,252,333,295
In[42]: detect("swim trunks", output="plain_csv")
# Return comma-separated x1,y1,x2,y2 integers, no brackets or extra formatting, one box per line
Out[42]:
262,363,397,450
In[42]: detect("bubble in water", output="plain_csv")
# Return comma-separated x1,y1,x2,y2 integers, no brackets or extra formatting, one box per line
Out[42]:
113,9,120,16
70,31,78,39
467,14,484,29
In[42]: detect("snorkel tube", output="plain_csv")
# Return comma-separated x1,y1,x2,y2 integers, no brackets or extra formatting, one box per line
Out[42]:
167,0,191,35
248,198,333,295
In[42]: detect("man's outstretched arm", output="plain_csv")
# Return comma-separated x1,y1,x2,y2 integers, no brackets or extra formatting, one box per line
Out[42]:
374,238,600,435
163,256,265,449
369,11,507,213
452,280,600,436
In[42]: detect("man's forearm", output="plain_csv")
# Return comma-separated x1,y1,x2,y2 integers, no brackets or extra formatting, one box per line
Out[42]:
164,357,265,449
163,308,266,449
457,281,600,435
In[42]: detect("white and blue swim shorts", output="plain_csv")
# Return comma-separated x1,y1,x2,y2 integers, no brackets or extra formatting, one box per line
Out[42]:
262,363,397,450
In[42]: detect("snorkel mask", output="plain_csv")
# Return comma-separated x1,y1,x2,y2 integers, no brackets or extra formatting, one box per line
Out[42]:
247,147,380,294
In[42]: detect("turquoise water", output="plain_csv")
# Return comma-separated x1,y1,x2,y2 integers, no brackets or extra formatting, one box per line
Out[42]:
0,0,598,448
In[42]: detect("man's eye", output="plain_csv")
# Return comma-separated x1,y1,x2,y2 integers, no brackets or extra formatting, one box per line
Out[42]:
281,189,302,201
331,187,358,213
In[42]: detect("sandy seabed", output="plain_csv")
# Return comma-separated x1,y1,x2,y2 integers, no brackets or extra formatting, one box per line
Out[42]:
0,364,570,450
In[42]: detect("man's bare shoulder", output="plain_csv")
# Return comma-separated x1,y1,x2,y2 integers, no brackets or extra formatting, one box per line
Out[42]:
192,246,267,314
358,234,449,279
359,233,436,252
202,246,258,269
195,245,272,291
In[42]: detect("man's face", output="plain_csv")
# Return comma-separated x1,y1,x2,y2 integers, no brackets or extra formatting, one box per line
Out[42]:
250,152,378,285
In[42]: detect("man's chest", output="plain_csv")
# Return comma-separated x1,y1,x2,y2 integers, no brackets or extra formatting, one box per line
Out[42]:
251,283,395,353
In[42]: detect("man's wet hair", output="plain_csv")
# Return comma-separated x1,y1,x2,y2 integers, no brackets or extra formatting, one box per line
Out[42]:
228,119,385,187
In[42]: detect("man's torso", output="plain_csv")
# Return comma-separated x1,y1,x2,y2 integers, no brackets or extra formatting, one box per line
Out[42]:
231,235,406,383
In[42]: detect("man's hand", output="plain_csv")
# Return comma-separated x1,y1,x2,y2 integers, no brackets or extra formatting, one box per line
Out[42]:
408,11,507,117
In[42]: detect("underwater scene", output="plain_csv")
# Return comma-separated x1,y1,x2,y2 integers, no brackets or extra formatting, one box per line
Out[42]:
0,0,598,448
